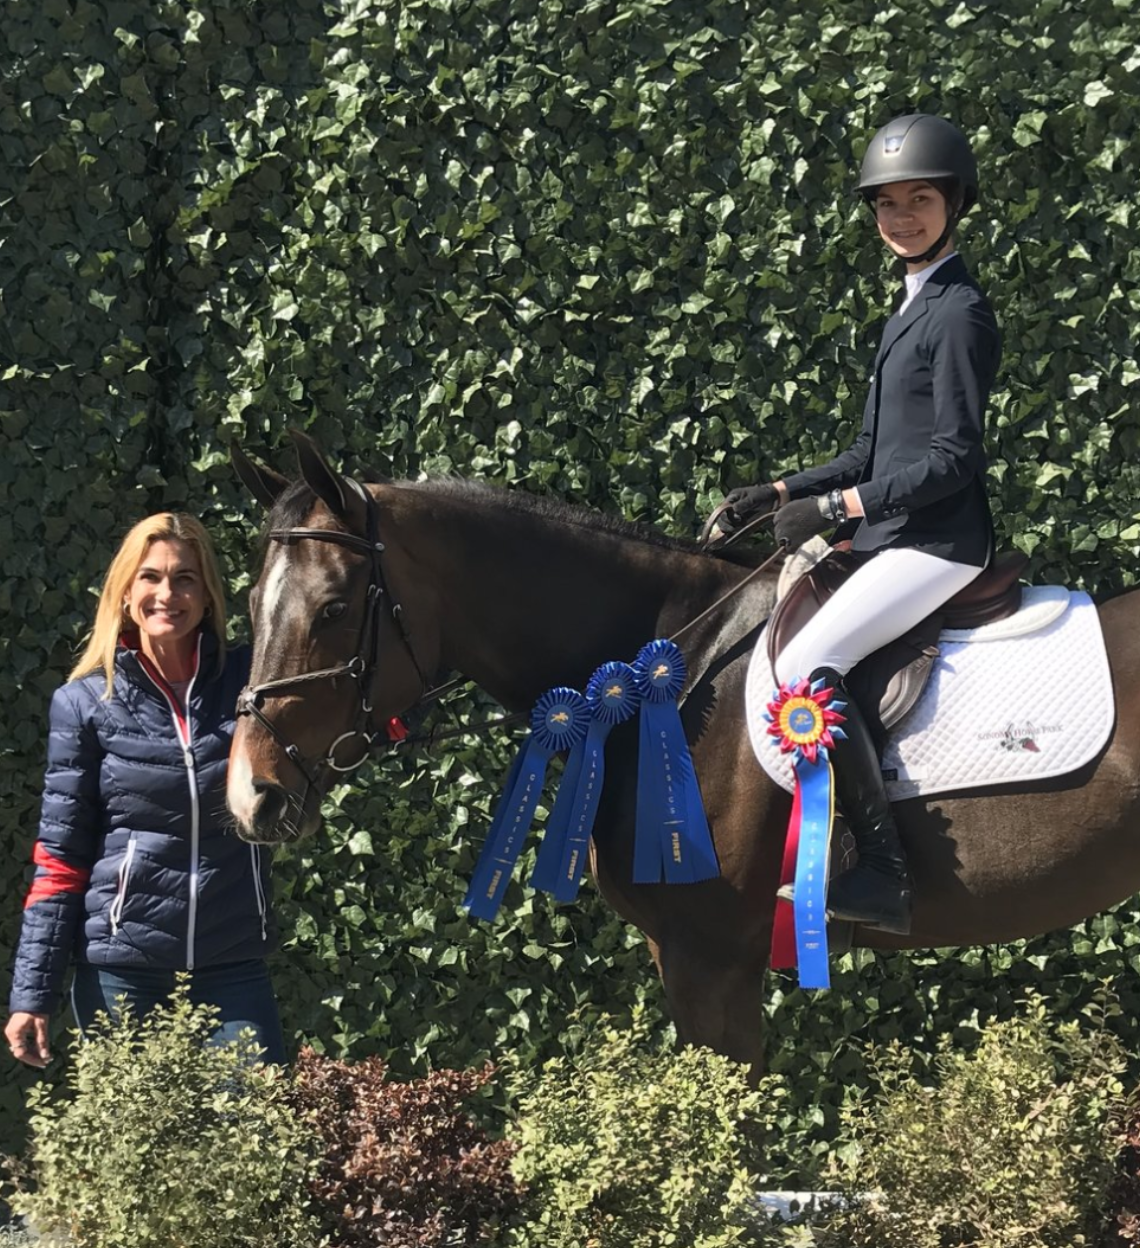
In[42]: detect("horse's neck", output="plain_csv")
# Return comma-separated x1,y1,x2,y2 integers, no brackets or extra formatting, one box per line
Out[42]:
396,487,757,710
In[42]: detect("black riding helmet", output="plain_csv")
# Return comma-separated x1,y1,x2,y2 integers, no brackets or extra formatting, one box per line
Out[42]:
858,114,978,264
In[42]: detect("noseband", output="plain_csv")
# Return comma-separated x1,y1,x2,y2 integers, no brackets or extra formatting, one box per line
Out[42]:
236,479,428,796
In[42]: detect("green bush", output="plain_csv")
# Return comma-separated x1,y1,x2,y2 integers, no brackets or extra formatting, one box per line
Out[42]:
816,992,1131,1248
1,980,323,1248
0,1226,38,1247
503,1008,784,1248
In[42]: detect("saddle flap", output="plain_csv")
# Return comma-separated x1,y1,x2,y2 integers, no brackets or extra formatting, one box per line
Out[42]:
848,622,942,746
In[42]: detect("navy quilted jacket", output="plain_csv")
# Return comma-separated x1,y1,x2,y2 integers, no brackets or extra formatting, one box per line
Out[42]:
9,631,276,1016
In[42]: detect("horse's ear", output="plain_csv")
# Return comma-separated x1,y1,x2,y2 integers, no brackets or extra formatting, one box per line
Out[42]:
232,445,289,509
290,430,366,529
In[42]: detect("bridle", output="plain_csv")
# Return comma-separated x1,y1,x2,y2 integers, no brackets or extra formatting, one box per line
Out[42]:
236,478,430,796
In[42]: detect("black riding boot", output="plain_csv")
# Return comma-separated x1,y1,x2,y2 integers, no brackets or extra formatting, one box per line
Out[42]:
815,666,912,934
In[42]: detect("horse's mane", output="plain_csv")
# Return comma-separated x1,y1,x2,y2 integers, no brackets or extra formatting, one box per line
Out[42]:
265,476,771,568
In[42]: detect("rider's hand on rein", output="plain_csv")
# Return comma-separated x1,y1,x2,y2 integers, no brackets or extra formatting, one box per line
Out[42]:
718,483,780,535
772,495,837,550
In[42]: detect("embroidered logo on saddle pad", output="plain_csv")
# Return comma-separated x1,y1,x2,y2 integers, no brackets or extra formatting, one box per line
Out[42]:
746,588,1113,801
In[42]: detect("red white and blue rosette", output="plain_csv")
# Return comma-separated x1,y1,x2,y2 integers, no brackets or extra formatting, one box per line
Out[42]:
464,687,589,920
631,639,719,885
765,675,847,990
530,661,640,903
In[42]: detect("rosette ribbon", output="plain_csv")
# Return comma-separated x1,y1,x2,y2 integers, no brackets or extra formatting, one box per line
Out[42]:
530,661,641,903
631,639,719,885
464,687,589,921
765,675,847,990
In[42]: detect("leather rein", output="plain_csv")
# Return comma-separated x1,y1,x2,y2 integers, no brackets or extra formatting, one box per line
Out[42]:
236,484,781,800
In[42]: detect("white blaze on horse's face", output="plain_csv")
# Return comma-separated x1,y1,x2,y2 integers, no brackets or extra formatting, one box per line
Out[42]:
227,747,257,830
227,544,291,830
258,544,290,640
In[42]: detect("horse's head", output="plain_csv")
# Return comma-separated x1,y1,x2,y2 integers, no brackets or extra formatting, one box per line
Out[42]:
227,434,437,844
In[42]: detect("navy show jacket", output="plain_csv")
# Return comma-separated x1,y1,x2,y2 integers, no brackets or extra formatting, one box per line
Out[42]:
782,254,1001,568
9,632,276,1016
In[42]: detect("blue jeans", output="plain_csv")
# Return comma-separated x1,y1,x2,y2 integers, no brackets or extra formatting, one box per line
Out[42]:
70,959,287,1065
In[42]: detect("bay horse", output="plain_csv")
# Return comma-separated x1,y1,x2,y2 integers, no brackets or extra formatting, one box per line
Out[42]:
227,435,1140,1071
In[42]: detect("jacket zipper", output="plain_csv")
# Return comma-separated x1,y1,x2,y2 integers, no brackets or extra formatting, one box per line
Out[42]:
136,638,201,971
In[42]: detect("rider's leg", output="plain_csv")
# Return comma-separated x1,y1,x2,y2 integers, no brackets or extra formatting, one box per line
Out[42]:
805,664,911,931
774,546,982,932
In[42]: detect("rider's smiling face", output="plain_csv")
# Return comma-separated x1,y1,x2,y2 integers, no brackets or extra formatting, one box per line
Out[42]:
873,179,951,261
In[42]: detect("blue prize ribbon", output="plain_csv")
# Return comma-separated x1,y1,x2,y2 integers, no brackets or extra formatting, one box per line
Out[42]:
792,755,834,990
530,661,640,902
631,639,719,885
764,674,848,990
464,687,589,921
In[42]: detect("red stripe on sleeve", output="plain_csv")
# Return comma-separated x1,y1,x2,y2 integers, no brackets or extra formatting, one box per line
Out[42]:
25,842,91,909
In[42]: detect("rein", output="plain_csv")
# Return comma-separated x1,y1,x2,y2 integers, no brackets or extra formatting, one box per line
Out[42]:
385,509,784,753
239,485,783,799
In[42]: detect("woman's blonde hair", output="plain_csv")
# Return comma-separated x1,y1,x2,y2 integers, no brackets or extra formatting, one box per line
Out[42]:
70,513,229,694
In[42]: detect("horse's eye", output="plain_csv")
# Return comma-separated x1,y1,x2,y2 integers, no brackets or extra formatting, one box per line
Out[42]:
322,601,348,621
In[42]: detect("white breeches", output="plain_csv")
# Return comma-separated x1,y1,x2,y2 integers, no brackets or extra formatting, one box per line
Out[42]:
774,546,983,686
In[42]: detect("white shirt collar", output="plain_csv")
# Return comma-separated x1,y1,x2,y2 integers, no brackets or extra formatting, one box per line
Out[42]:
900,251,957,313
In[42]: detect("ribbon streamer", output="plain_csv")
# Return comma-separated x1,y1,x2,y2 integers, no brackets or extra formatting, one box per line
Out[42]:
530,661,640,902
631,639,719,885
765,676,847,990
464,687,589,921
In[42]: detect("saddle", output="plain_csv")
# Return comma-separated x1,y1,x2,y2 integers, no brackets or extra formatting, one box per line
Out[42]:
767,546,1029,746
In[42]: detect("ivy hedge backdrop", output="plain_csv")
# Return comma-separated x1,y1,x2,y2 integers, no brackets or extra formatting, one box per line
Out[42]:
2,0,1140,1169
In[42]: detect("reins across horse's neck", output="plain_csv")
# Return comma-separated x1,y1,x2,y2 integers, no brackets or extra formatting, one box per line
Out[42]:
386,510,783,755
240,484,782,784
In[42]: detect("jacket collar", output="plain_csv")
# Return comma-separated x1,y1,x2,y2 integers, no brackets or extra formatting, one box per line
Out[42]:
907,251,968,300
116,629,219,683
876,253,969,364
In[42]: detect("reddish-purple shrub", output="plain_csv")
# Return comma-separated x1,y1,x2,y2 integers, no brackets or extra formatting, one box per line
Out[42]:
290,1048,522,1248
1103,1103,1140,1247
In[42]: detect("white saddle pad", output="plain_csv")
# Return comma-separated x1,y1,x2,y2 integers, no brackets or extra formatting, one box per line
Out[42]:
746,588,1113,800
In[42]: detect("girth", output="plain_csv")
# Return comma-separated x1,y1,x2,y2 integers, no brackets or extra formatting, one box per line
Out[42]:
767,547,1029,745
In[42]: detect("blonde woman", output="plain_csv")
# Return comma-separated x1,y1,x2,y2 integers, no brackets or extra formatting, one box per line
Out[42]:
5,514,283,1066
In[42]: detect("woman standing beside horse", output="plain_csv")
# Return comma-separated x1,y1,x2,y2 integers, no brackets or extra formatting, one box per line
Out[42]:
719,115,1001,936
5,514,285,1067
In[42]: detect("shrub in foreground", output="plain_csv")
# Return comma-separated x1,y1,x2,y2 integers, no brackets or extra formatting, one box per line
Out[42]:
503,1008,785,1248
1,981,321,1248
290,1048,522,1247
817,993,1130,1248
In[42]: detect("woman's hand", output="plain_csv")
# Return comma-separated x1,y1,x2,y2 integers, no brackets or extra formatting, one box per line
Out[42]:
5,1011,51,1068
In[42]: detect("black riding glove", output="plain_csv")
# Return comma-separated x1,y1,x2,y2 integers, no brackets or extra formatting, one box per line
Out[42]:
773,496,835,549
719,483,779,534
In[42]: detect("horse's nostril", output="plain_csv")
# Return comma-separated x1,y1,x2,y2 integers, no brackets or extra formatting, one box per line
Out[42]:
250,778,288,828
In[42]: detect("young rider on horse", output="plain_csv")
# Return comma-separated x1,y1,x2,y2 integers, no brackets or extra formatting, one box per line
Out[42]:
720,115,1001,935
